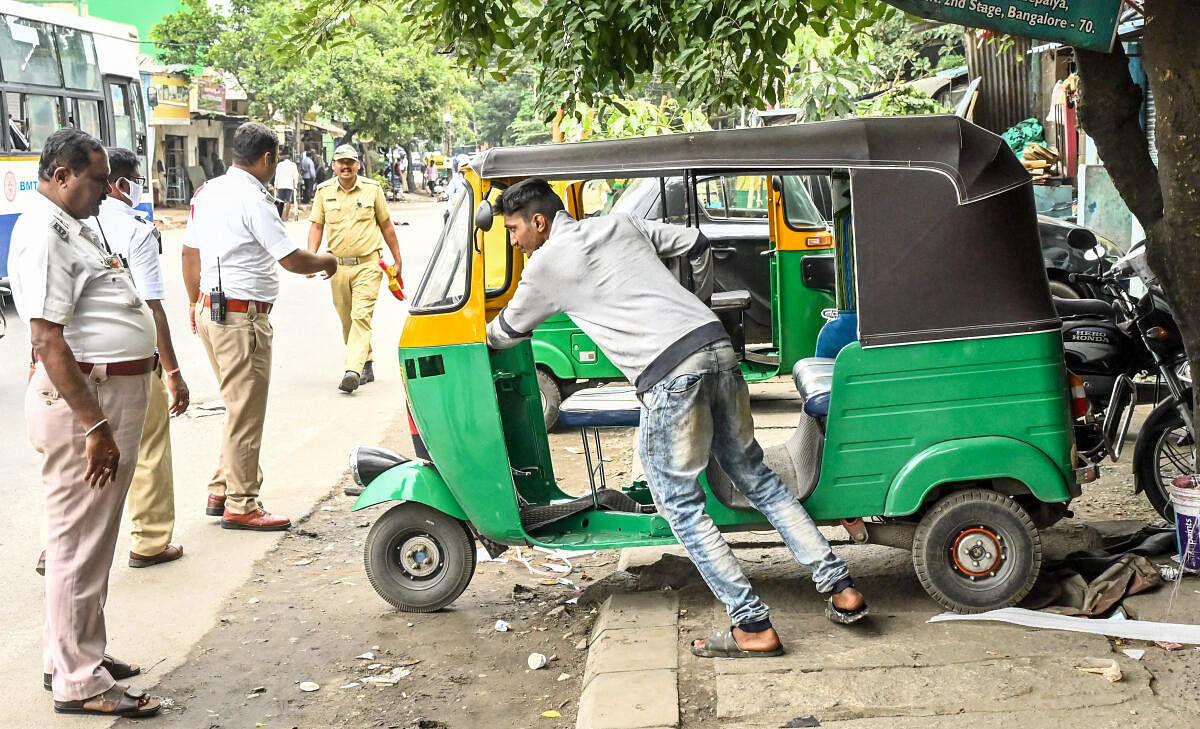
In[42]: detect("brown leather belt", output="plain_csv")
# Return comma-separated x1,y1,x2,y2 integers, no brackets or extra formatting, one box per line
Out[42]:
78,356,158,376
32,352,158,376
200,294,273,314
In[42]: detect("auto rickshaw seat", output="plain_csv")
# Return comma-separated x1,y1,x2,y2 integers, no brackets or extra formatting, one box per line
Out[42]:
558,386,641,428
815,310,858,359
792,357,834,418
710,289,752,311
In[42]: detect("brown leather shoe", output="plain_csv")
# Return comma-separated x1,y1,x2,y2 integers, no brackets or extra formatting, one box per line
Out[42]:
206,494,226,516
220,509,291,531
128,543,183,568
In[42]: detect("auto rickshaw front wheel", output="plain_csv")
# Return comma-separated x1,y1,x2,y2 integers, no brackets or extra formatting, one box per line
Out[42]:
912,489,1042,614
365,502,477,612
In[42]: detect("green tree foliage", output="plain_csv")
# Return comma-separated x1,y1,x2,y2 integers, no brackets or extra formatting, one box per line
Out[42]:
855,84,949,116
558,98,710,141
151,1,466,146
473,75,537,147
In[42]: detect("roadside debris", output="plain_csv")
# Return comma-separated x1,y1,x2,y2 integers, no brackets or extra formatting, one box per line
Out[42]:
356,652,375,660
363,667,413,686
494,620,511,632
299,681,320,692
930,608,1200,645
1155,641,1184,651
527,653,548,670
1122,649,1146,660
246,686,266,698
781,718,821,728
340,682,361,689
542,710,562,718
556,673,571,681
1075,657,1122,682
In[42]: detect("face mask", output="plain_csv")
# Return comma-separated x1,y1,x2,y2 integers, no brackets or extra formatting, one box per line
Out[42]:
119,178,142,208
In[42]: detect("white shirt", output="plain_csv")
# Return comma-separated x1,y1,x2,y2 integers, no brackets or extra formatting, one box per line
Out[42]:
88,196,166,300
8,192,156,362
184,167,299,302
274,159,300,191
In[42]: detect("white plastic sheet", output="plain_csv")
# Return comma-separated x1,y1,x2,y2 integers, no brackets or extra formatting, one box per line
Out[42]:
929,607,1200,644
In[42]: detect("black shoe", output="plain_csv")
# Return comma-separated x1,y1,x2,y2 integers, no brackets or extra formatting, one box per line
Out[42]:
339,371,360,393
360,361,374,384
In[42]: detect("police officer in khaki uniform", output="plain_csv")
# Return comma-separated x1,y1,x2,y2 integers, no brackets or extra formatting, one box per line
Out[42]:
90,147,188,567
10,129,162,717
182,123,336,531
307,144,403,393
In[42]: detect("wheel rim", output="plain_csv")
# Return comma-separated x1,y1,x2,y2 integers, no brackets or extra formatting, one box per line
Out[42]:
951,526,1005,578
384,529,446,590
1154,420,1194,493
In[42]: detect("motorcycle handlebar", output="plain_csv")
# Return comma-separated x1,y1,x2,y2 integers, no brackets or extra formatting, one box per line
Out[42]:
1068,272,1106,286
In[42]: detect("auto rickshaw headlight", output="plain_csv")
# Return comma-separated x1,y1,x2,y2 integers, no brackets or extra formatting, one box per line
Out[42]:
348,445,409,488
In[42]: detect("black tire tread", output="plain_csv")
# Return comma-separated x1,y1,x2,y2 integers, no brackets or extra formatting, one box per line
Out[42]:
536,368,563,432
364,502,476,613
1132,400,1185,522
912,488,1041,614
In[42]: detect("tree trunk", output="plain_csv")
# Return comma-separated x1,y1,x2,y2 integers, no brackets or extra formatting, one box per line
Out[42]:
1142,0,1200,418
404,139,418,192
1077,0,1200,426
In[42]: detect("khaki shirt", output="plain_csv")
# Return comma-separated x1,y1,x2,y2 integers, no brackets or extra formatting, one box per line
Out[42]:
309,176,390,257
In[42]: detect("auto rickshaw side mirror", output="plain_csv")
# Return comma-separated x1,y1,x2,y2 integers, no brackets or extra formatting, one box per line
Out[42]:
771,176,783,192
475,201,495,231
1066,227,1098,251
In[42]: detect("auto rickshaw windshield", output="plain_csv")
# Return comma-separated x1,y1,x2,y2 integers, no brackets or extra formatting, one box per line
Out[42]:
411,190,472,312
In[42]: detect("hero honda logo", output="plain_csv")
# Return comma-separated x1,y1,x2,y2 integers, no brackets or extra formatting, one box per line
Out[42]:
3,171,16,202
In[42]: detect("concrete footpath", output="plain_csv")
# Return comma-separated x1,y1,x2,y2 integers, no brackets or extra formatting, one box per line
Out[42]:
575,380,1200,729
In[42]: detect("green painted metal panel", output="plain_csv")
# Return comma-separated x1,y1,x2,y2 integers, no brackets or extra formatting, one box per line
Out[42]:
775,250,835,375
884,436,1072,516
400,342,531,544
804,332,1073,520
532,314,622,380
530,337,577,379
351,462,467,520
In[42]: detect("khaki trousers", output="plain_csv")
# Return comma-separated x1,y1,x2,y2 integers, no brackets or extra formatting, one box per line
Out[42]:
26,364,150,701
329,255,383,373
197,305,273,514
127,367,175,555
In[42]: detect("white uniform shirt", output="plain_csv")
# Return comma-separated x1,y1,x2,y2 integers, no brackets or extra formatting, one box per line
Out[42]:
88,196,166,300
184,167,299,303
8,192,156,362
274,159,300,191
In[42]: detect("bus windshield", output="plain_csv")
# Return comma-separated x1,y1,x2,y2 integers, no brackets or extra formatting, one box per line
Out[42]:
0,6,149,282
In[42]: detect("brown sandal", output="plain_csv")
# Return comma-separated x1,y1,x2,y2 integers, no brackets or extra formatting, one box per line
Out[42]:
44,654,140,691
54,683,160,717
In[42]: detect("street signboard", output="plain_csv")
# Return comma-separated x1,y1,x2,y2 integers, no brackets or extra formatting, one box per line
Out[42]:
881,0,1123,52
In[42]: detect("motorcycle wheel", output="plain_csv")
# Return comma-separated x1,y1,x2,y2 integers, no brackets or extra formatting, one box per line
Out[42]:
1133,400,1194,522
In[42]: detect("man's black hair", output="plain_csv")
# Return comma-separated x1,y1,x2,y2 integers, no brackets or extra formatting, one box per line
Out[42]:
37,128,104,181
495,178,564,221
232,122,278,165
280,148,291,158
106,147,139,181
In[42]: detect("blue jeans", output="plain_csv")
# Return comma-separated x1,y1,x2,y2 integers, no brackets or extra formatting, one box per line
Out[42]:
637,340,850,629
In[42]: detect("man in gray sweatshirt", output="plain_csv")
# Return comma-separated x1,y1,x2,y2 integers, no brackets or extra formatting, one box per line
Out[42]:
486,178,867,657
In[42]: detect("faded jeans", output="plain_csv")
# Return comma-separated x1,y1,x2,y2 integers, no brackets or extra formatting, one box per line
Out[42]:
637,340,849,628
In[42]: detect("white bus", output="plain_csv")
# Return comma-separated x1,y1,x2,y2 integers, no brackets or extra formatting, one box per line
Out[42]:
0,0,151,285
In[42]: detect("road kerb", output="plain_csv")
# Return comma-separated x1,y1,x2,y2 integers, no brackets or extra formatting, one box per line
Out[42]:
578,592,681,729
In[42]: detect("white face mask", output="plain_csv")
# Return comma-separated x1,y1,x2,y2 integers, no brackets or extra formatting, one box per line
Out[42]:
118,177,142,209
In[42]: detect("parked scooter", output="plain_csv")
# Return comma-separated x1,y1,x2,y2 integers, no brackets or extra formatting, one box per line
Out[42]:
1059,240,1193,521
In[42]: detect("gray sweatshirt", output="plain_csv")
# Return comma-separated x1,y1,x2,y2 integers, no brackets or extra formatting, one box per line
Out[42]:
486,211,725,392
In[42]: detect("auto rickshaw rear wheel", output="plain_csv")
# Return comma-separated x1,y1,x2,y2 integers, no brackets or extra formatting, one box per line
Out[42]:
365,502,476,612
912,488,1041,614
536,368,562,431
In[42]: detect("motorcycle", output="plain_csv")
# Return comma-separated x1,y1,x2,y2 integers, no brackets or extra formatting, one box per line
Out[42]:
1058,241,1194,521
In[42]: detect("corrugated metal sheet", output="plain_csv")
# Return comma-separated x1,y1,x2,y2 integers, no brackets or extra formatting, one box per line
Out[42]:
964,33,1032,134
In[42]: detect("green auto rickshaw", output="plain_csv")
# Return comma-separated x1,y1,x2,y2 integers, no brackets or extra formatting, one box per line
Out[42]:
349,115,1091,615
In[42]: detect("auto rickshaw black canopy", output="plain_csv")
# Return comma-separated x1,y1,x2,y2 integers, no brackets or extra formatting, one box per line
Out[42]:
471,115,1059,348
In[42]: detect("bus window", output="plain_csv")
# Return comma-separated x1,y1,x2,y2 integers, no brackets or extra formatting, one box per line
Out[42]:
72,98,102,139
5,92,63,151
0,16,62,87
55,27,100,91
108,83,133,150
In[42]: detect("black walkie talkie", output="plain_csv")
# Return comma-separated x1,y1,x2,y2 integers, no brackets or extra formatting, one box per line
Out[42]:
210,258,227,322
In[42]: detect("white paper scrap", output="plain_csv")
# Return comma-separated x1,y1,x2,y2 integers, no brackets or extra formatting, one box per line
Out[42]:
929,608,1200,645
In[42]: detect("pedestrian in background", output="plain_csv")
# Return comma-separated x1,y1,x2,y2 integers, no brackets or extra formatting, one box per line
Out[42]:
424,158,438,196
182,122,337,532
300,149,317,203
307,144,403,393
274,149,299,221
9,129,161,717
210,151,225,177
90,147,188,568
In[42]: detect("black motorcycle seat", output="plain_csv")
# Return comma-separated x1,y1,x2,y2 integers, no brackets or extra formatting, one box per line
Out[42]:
792,357,834,418
1053,296,1113,319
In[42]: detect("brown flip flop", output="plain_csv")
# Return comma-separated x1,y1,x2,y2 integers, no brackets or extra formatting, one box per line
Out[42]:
54,683,161,717
44,654,140,691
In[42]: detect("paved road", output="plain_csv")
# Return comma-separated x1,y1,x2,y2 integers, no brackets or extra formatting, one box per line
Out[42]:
0,197,443,727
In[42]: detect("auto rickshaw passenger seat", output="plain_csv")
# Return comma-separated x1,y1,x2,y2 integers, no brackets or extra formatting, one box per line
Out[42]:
815,310,858,359
792,357,834,418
